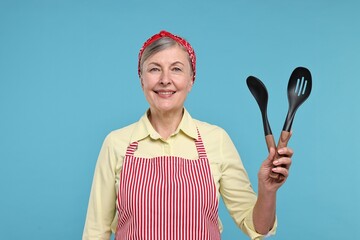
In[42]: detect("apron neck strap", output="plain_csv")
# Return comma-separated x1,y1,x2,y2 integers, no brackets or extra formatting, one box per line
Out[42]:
125,128,207,159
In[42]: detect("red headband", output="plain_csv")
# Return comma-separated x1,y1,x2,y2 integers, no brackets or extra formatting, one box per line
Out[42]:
138,30,196,81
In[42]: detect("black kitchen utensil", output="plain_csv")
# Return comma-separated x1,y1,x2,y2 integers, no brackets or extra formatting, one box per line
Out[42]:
247,67,312,181
277,67,312,150
283,67,312,132
246,76,272,137
247,76,280,179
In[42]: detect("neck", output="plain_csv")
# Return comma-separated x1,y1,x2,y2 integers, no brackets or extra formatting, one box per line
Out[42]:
148,108,184,139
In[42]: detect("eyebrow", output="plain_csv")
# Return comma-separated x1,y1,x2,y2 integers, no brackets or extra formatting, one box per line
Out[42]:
171,61,185,66
147,62,161,67
147,61,185,66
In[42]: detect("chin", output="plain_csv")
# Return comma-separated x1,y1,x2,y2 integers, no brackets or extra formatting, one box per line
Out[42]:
153,105,183,114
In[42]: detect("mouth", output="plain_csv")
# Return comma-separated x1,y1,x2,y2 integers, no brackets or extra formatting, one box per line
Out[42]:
154,90,176,96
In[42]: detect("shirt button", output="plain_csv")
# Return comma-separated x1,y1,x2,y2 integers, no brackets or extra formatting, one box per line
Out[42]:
164,143,171,155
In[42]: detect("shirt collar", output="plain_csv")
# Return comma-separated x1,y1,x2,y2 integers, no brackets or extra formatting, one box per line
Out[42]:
130,108,198,142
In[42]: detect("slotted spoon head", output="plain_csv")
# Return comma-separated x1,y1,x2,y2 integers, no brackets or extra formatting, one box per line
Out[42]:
246,76,272,136
283,67,312,131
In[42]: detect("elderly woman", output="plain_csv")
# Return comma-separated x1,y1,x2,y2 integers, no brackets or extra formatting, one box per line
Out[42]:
83,30,292,240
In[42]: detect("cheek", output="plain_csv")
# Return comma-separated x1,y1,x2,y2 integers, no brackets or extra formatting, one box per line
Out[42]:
141,77,152,90
186,81,193,92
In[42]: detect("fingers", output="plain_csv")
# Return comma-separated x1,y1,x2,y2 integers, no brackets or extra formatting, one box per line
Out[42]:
277,146,294,157
272,156,292,177
273,157,292,167
262,146,294,181
271,166,289,178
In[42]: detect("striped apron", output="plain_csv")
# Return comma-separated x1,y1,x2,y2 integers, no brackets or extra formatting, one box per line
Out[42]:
115,131,220,239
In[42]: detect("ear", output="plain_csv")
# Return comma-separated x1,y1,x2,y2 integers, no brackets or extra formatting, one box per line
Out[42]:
140,75,144,90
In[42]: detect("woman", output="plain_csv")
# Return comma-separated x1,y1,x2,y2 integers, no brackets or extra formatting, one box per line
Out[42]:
83,30,293,240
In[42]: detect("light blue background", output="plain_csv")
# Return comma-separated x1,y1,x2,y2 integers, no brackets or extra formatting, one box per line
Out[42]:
1,0,359,239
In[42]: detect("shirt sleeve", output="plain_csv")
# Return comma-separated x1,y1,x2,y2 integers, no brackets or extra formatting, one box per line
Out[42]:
83,133,118,240
219,129,277,239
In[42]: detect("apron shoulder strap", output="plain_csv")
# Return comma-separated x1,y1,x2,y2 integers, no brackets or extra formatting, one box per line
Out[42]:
125,141,138,156
195,128,208,159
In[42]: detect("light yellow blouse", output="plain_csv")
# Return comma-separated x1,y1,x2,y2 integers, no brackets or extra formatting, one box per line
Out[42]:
83,109,276,240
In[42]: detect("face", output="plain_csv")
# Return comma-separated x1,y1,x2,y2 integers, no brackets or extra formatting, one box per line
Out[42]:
140,45,193,115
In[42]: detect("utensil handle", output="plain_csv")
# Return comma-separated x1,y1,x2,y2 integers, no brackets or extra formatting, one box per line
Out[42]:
265,134,281,180
277,131,291,149
265,134,277,151
265,131,291,181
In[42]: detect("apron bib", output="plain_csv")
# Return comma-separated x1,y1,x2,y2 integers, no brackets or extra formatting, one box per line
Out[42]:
116,131,220,239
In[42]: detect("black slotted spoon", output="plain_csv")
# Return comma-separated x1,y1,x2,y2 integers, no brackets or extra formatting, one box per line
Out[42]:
283,67,312,132
277,67,312,150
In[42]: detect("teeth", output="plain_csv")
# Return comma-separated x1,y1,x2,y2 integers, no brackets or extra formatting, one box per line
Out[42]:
157,91,174,95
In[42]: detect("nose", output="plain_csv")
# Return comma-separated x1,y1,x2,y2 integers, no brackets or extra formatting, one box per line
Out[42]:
160,70,171,86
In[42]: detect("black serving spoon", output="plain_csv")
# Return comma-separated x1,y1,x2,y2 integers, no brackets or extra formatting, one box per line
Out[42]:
247,67,312,181
246,76,272,137
247,76,281,180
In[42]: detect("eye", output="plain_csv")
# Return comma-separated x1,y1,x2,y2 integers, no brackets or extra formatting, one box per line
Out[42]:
149,67,160,72
172,67,182,72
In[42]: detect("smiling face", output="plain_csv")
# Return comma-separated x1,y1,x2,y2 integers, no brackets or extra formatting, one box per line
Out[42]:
140,45,193,115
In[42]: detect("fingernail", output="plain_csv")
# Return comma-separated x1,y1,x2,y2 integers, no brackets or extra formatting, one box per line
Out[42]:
278,148,284,154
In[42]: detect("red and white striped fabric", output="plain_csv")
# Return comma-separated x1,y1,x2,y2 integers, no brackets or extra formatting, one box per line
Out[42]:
115,131,220,240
